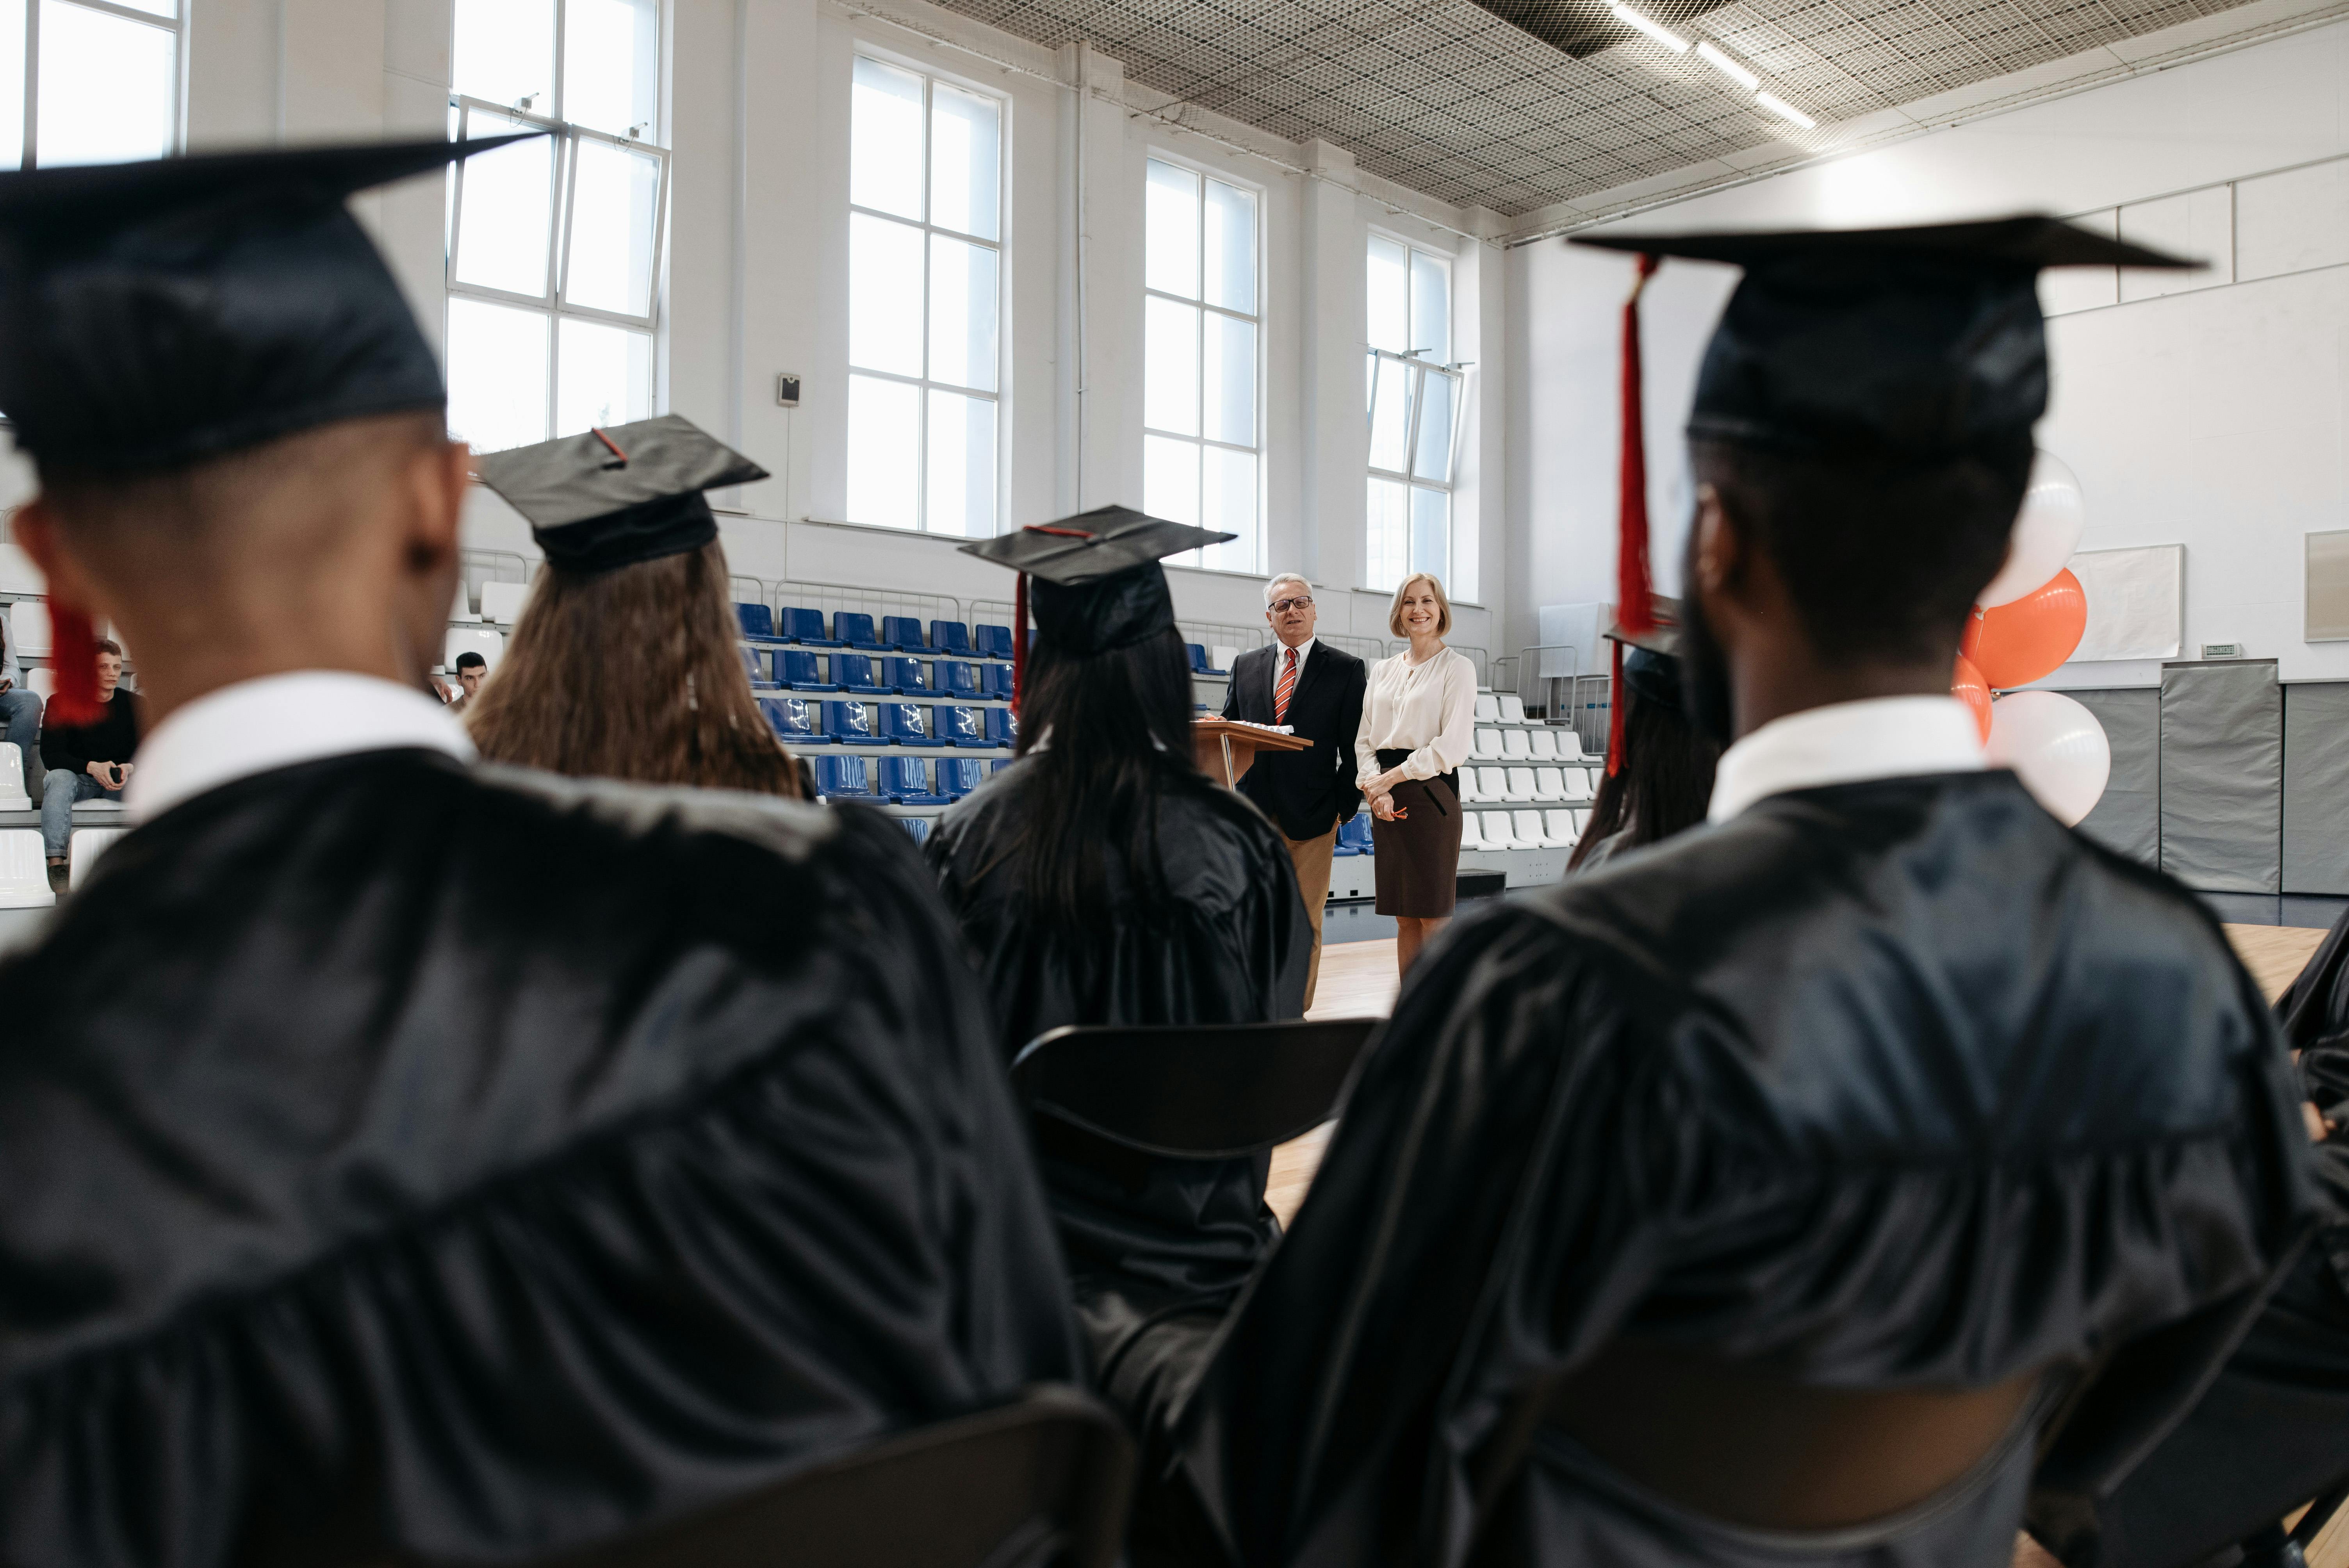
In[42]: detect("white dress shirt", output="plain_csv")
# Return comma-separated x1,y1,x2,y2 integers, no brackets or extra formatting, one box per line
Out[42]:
1354,645,1478,786
1269,636,1314,712
1706,695,1985,824
125,670,476,824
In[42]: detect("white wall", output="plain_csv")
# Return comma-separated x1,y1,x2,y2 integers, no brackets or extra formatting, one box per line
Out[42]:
1512,16,2349,684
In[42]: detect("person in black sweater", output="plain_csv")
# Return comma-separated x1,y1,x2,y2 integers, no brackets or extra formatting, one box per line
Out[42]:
39,636,137,869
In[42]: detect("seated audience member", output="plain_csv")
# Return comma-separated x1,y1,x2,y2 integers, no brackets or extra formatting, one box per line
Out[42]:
38,636,135,872
464,417,801,796
1151,220,2315,1568
927,510,1310,1363
1567,633,1718,873
0,140,1076,1564
446,648,486,713
0,603,41,794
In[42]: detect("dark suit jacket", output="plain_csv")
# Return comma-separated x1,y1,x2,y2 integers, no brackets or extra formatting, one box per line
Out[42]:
1221,640,1367,842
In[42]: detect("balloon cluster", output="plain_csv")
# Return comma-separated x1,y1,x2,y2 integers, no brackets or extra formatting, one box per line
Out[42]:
1951,453,2112,827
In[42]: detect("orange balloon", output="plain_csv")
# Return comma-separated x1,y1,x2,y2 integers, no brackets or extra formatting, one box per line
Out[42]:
1952,654,1992,742
1968,569,2085,689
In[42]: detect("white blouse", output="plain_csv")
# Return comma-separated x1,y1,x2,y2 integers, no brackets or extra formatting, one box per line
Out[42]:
1354,646,1478,787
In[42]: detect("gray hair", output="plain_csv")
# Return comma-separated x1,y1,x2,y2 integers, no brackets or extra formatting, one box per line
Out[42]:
1264,573,1314,607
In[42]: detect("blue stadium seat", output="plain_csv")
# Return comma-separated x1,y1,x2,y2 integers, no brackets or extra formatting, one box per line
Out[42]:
738,645,769,684
901,816,932,845
973,624,1016,660
1185,642,1211,674
929,620,973,656
877,702,943,747
939,757,988,797
778,650,838,691
778,606,841,646
1338,815,1375,855
812,754,870,798
756,696,833,745
823,700,877,743
937,705,993,748
885,656,932,696
982,663,1016,699
985,707,1019,747
937,661,982,699
879,755,946,805
991,758,1014,774
835,612,887,650
880,615,927,652
834,654,886,693
736,604,785,642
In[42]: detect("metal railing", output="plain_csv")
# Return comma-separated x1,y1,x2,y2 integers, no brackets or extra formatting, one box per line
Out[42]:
1321,632,1386,663
759,578,967,637
1177,621,1269,668
1511,643,1586,722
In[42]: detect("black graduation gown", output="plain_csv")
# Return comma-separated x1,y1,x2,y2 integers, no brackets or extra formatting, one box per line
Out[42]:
925,759,1311,1306
1172,772,2312,1568
0,750,1080,1568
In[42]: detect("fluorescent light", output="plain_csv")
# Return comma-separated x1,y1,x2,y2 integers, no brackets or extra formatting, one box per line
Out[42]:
1695,39,1760,91
1755,91,1817,129
1608,2,1691,52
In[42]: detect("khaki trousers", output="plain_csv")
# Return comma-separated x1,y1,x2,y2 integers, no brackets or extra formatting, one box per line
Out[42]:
1285,826,1337,1012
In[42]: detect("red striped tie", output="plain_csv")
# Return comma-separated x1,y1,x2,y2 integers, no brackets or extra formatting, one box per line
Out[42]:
1274,646,1297,723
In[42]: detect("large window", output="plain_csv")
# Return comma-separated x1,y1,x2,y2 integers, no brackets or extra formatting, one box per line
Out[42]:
1142,157,1259,573
0,0,181,170
445,0,666,455
1365,235,1463,596
846,56,1001,536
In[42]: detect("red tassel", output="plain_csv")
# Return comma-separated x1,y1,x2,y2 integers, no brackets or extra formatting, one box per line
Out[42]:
1607,638,1627,779
48,602,102,726
1617,254,1662,638
1011,571,1027,719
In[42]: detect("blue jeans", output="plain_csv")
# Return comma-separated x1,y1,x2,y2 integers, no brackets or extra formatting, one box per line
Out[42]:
43,768,121,859
0,688,39,793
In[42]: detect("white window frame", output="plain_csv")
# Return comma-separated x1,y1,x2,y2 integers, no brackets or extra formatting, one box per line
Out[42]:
846,51,1005,535
1364,237,1460,593
1143,152,1264,574
12,0,184,167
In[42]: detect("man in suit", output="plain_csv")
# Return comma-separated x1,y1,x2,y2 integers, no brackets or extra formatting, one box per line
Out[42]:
1221,574,1366,1010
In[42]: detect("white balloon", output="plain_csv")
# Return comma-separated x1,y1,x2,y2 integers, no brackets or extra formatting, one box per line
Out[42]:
1986,690,2110,826
1980,451,2086,608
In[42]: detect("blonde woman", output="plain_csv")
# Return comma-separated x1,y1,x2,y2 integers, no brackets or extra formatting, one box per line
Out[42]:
1354,573,1477,974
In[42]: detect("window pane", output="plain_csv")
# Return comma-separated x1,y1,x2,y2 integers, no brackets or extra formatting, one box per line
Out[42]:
929,84,999,241
1143,296,1199,437
562,0,659,137
1367,356,1412,472
847,374,920,529
110,0,173,14
453,0,555,114
453,118,555,297
1365,478,1408,592
928,234,998,392
1413,371,1455,483
848,213,923,376
925,389,996,537
1203,312,1255,447
1367,235,1409,353
1203,178,1255,314
446,298,550,454
36,0,173,167
0,0,24,171
554,317,652,436
1410,249,1451,361
1410,485,1450,579
850,58,924,221
1202,445,1256,571
1143,434,1200,530
564,137,661,317
1144,160,1199,299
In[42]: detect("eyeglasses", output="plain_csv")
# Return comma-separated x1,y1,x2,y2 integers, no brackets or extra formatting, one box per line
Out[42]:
1268,596,1314,613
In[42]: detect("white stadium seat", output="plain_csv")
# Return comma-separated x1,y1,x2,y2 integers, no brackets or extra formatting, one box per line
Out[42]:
1476,766,1507,802
1513,809,1550,849
1460,813,1489,851
1499,694,1527,724
1545,809,1580,846
70,826,127,888
449,580,478,622
26,668,53,701
1500,728,1531,760
0,745,26,810
1556,731,1586,762
0,829,53,908
1458,769,1483,803
445,626,504,672
1474,729,1502,759
0,543,41,595
1504,767,1536,802
1533,766,1564,800
9,600,50,659
1481,811,1520,849
480,579,532,624
1210,645,1239,673
1474,693,1499,722
1528,728,1559,761
1574,808,1593,835
1562,768,1594,803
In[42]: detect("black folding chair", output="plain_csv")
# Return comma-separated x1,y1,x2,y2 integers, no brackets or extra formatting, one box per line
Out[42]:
535,1386,1134,1568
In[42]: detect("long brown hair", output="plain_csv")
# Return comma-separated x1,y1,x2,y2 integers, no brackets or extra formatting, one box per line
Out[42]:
465,540,802,797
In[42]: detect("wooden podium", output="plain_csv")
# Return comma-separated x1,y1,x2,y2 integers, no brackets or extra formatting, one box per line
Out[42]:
1194,718,1311,787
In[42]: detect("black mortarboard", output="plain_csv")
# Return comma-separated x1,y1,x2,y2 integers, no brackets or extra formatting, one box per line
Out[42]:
0,135,534,474
475,415,767,576
1601,595,1685,745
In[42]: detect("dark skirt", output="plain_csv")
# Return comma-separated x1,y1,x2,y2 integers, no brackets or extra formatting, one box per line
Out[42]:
1369,748,1462,918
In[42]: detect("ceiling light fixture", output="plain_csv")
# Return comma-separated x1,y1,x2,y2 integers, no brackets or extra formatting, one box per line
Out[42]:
1694,39,1759,92
1755,90,1817,129
1608,2,1691,52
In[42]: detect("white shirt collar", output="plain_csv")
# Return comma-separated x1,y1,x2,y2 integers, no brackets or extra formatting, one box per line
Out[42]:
125,670,476,824
1707,695,1985,823
1275,636,1314,666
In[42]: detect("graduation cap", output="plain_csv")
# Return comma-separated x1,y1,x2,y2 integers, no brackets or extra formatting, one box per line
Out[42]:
1568,215,2196,648
0,135,535,721
957,505,1232,712
474,415,768,576
1599,594,1684,772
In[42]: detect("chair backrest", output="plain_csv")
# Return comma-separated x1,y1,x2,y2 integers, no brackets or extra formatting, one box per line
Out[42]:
1573,808,1592,834
1474,729,1502,758
940,705,986,744
1210,644,1239,673
1474,693,1499,722
536,1386,1133,1568
1534,767,1563,798
1528,729,1559,761
1558,731,1585,762
1458,771,1482,803
986,708,1019,746
757,697,816,738
930,620,973,654
1009,1018,1379,1159
835,654,880,688
8,601,48,659
781,650,826,685
942,758,987,795
1499,694,1527,723
812,755,870,797
881,615,927,651
984,664,1016,698
888,657,931,692
482,580,532,624
1475,766,1506,799
1480,811,1518,848
974,624,1015,659
1460,814,1488,851
941,662,981,698
825,700,875,739
991,757,1014,773
879,702,926,741
837,612,879,646
902,816,933,845
0,827,51,907
450,580,478,622
735,602,775,639
1563,770,1593,803
880,755,929,795
1513,810,1545,845
1501,728,1531,760
1340,816,1374,851
1185,643,1210,673
781,607,830,641
739,646,768,683
1545,809,1578,843
69,826,127,888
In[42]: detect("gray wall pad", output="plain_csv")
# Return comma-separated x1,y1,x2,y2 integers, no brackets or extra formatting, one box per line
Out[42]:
2161,660,2282,894
2068,688,2159,866
2285,682,2349,894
